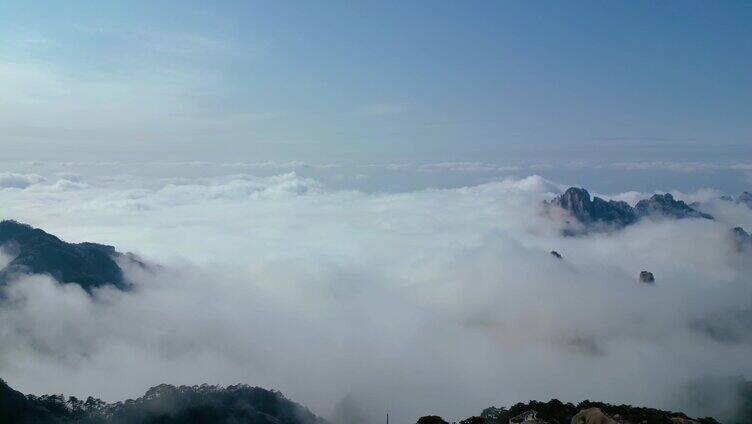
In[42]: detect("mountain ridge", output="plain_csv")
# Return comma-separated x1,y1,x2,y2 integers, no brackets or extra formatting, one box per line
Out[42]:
0,220,142,293
546,188,715,233
0,378,326,424
3,378,742,424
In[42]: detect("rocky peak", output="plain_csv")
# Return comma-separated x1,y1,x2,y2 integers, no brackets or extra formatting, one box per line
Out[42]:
639,271,655,283
0,220,138,293
549,187,637,229
634,193,714,220
550,188,593,223
738,192,752,208
731,227,752,252
549,188,716,233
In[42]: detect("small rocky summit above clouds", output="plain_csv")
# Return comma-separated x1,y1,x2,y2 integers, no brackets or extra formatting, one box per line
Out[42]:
0,220,145,293
546,187,714,233
634,193,713,220
548,187,638,229
731,227,752,252
639,271,655,283
718,192,752,209
736,192,752,208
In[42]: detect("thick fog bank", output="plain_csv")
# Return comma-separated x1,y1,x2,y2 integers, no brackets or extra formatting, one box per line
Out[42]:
0,173,751,423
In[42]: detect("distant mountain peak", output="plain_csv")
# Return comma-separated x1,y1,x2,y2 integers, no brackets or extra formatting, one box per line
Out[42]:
634,193,713,220
0,220,140,293
548,187,637,229
738,191,752,208
732,227,752,252
547,187,714,234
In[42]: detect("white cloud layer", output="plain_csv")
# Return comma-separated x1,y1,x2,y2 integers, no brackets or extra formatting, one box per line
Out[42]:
0,172,751,423
0,172,46,189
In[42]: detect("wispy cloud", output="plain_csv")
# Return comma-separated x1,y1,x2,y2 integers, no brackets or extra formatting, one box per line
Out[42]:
0,172,46,189
0,26,261,139
417,162,520,173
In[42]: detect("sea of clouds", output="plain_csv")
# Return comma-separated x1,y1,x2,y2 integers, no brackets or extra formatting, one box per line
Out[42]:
0,166,751,423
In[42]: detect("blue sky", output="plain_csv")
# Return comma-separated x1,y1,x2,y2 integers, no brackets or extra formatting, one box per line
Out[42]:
1,1,750,165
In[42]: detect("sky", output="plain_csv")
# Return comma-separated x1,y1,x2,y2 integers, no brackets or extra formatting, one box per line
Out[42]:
1,1,750,171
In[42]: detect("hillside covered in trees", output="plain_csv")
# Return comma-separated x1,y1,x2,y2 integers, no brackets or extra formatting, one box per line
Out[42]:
0,379,326,424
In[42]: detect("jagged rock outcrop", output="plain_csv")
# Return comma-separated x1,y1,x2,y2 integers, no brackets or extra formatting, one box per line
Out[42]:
548,188,714,234
634,194,713,220
731,227,752,252
719,192,752,208
0,220,143,293
548,188,637,229
737,192,752,208
509,410,546,423
639,271,655,283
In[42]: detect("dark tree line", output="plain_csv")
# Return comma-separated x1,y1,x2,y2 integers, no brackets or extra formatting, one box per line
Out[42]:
1,379,326,424
4,377,751,424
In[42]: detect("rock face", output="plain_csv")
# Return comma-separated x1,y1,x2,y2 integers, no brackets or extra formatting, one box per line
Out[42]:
549,188,637,229
738,192,752,208
570,408,617,424
510,410,545,423
639,271,655,283
0,220,137,293
548,188,714,233
731,227,752,252
634,193,713,220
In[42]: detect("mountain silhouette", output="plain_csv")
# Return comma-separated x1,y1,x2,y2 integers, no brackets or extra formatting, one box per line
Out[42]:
0,220,142,293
